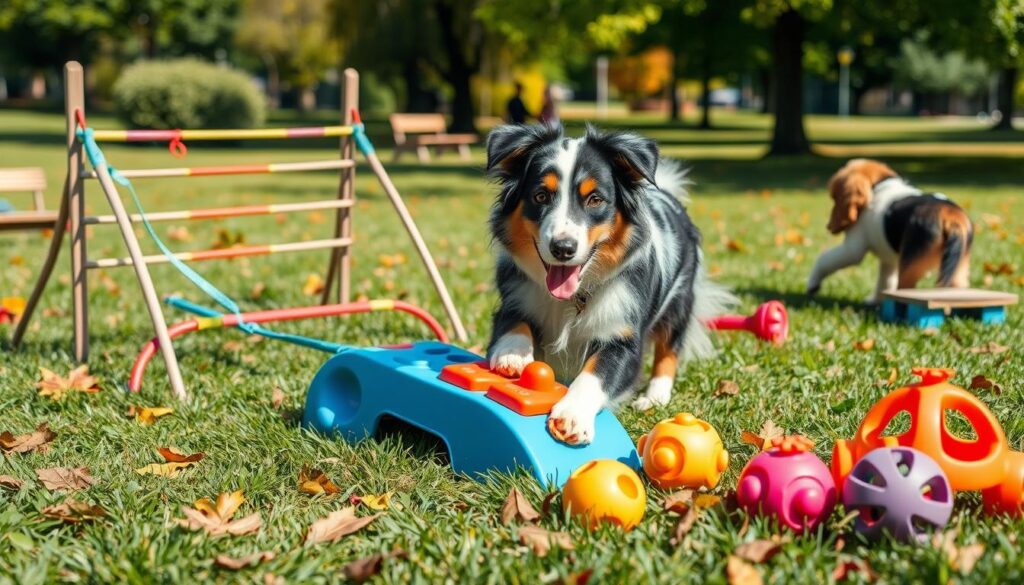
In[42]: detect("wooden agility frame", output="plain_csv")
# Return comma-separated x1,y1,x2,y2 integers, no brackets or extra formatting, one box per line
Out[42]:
13,61,467,400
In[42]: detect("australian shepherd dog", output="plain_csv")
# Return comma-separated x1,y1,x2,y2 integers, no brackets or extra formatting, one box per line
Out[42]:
484,124,733,445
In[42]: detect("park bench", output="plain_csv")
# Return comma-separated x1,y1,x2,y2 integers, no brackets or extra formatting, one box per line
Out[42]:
389,113,477,163
0,167,56,232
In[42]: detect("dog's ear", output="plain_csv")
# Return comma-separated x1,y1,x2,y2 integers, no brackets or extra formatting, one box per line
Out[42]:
486,123,562,181
826,159,897,234
585,126,658,218
585,125,659,189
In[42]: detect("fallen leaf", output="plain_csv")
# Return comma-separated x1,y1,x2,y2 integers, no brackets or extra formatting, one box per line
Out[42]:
970,375,1003,395
714,379,740,398
669,492,721,547
36,365,101,399
41,500,107,523
541,491,560,517
853,338,875,351
341,549,407,583
156,447,204,463
832,558,877,582
303,274,325,296
726,555,762,585
558,569,594,585
734,539,782,563
740,420,784,452
0,423,56,454
501,486,541,524
177,490,262,537
212,228,245,249
167,225,192,242
299,465,341,495
933,532,985,574
36,467,96,491
967,341,1009,355
0,296,26,321
982,262,1014,275
518,525,574,556
129,406,174,425
358,492,396,510
726,239,746,253
305,507,380,544
271,387,285,409
214,551,276,570
0,475,24,490
135,462,197,478
249,282,267,300
663,489,694,514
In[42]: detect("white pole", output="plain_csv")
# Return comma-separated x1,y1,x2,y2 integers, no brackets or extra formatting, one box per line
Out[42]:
838,47,854,118
596,56,609,119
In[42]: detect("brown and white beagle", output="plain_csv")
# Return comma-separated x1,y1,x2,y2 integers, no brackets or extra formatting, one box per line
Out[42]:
807,159,973,303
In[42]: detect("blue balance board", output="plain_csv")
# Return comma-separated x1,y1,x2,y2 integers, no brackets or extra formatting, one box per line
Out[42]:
302,341,640,487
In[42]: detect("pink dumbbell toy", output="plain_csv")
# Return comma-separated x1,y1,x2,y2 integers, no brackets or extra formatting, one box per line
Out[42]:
705,300,788,345
736,435,836,532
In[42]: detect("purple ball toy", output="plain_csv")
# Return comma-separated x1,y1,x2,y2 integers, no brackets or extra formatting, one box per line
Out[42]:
736,436,837,532
843,447,953,543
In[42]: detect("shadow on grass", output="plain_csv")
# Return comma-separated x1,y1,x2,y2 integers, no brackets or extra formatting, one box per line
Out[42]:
731,285,870,315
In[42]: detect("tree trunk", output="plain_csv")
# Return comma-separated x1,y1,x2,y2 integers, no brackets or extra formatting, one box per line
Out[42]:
434,0,478,133
402,59,430,113
768,9,810,155
263,55,280,109
700,56,712,129
669,53,682,122
760,68,772,114
993,66,1018,131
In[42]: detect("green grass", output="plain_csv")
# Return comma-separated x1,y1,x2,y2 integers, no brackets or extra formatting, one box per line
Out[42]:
1,108,1023,584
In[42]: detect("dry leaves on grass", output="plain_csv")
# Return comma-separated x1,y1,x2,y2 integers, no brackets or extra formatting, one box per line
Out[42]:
127,406,174,425
970,375,1003,395
177,490,262,537
967,341,1010,355
734,539,782,563
341,549,407,583
726,555,762,585
42,500,107,524
271,387,285,409
501,486,541,524
36,366,100,400
518,525,574,556
832,558,877,582
303,274,325,296
36,467,96,492
853,338,875,351
666,490,723,547
305,507,380,544
214,552,276,570
136,448,205,478
933,531,986,574
0,423,56,454
714,380,740,398
352,492,397,511
299,465,341,496
740,420,784,452
0,475,24,490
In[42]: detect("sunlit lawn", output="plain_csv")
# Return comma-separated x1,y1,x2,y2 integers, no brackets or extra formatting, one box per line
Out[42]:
1,107,1022,583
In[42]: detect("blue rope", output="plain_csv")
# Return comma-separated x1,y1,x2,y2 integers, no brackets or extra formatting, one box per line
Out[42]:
351,123,375,156
76,127,348,354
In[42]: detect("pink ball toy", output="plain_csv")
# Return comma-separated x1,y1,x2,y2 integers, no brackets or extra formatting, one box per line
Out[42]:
736,436,837,532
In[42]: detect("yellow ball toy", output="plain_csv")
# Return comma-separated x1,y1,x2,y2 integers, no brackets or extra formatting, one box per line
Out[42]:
637,412,729,490
561,459,646,530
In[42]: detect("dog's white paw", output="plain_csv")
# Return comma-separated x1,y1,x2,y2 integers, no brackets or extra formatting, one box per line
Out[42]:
488,332,534,377
547,373,606,445
631,376,673,411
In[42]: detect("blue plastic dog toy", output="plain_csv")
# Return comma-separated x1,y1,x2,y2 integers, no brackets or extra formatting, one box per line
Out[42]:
302,341,640,487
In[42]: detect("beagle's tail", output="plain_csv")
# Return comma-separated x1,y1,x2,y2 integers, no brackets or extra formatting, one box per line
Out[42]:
938,207,973,287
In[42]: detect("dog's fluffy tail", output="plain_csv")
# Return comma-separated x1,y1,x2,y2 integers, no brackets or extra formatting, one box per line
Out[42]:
655,158,691,203
682,254,738,361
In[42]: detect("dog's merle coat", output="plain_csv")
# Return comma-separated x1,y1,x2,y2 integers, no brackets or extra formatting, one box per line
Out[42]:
485,124,733,445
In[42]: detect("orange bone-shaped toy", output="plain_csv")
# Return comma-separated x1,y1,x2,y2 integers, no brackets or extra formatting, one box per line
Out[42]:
831,367,1024,516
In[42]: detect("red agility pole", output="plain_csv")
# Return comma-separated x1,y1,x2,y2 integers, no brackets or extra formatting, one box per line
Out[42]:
128,300,449,392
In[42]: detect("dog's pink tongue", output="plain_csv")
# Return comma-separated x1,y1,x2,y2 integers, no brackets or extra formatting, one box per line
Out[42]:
545,265,582,300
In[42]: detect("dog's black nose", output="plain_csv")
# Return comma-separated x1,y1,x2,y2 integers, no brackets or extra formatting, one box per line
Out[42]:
550,238,577,261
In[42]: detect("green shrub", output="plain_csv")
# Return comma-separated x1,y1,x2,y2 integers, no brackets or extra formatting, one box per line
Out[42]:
113,59,265,130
